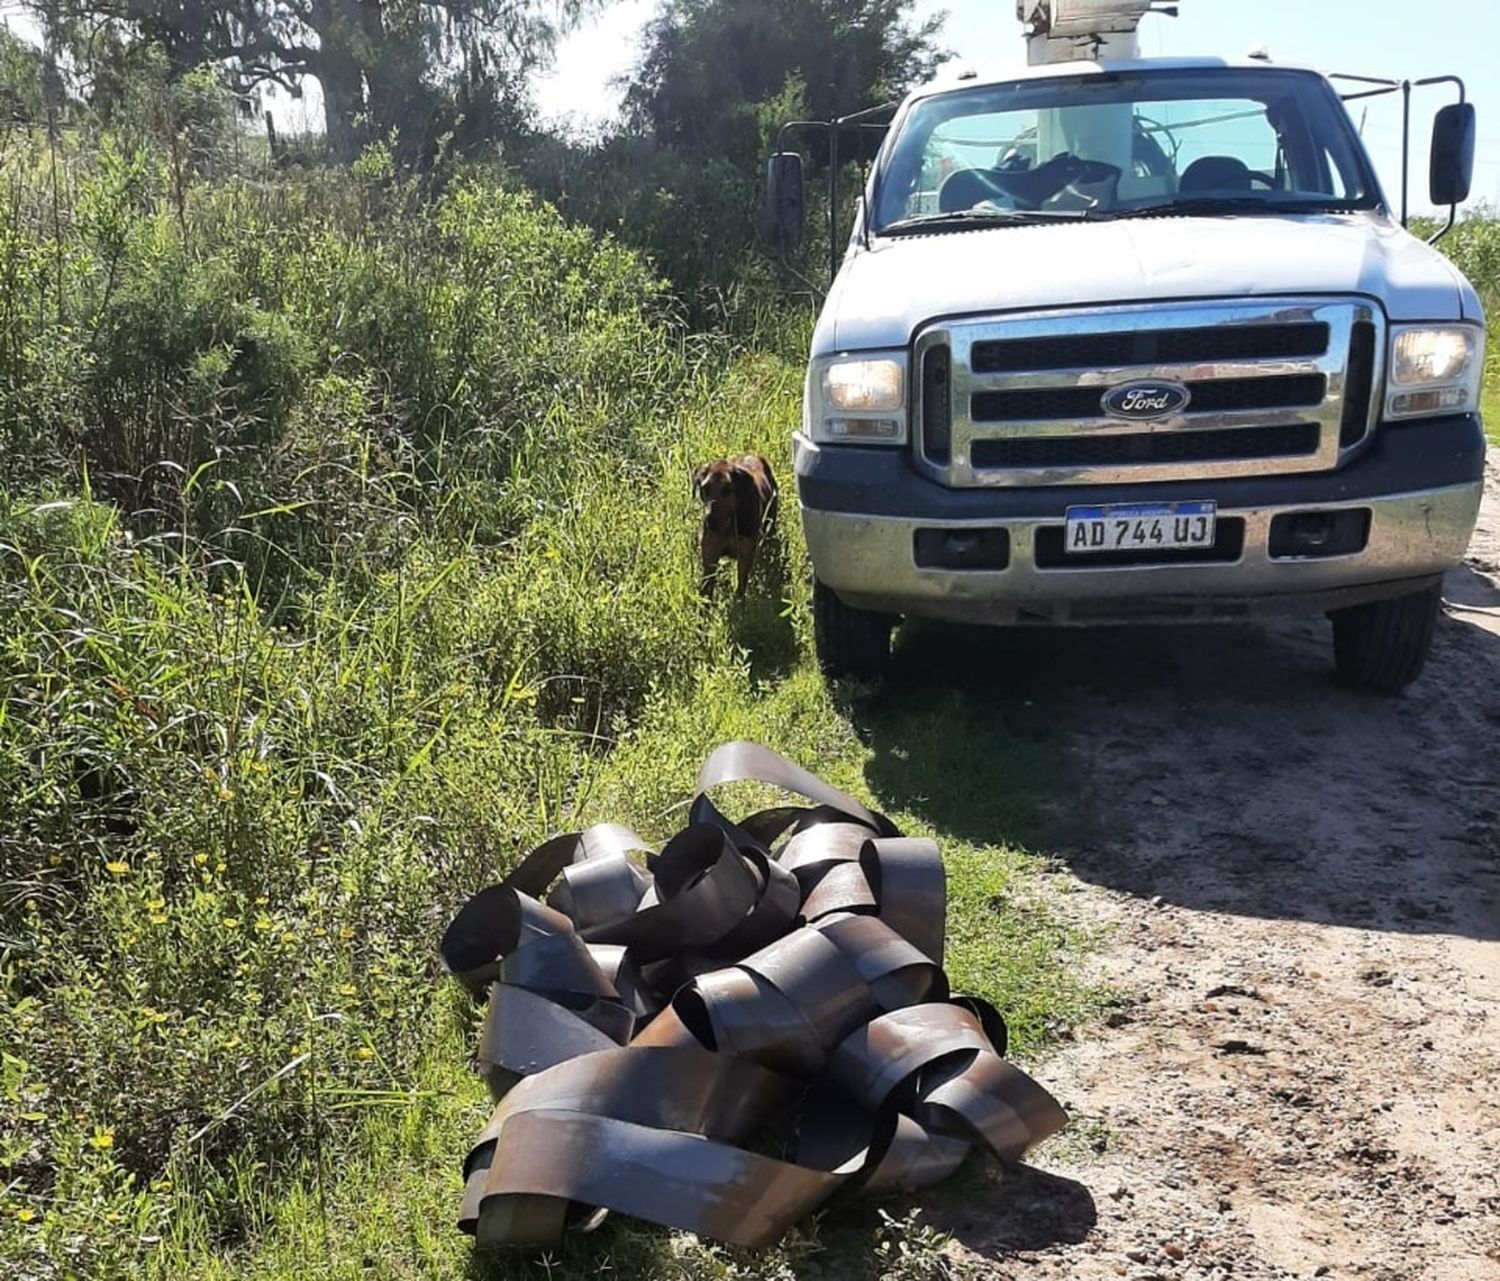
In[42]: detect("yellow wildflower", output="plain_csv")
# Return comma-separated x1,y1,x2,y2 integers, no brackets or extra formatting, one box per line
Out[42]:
254,917,272,933
215,861,227,873
218,787,235,803
222,917,241,930
254,896,268,906
24,899,37,913
105,861,129,876
339,926,356,941
88,1130,114,1151
150,915,167,925
338,984,357,997
355,1047,375,1061
194,853,209,866
47,852,62,866
312,927,327,938
17,1209,35,1223
249,761,268,775
147,898,165,911
280,931,297,944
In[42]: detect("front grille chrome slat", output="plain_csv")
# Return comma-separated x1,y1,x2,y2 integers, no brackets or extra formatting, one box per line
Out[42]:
913,298,1383,489
975,356,1330,391
972,374,1327,424
971,423,1320,470
971,322,1331,373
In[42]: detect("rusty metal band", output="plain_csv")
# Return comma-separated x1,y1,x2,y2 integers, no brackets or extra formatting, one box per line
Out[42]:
441,741,1068,1251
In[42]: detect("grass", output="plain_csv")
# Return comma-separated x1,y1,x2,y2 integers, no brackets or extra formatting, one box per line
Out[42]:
1,483,1096,1281
140,665,1098,1281
0,129,1098,1281
1433,210,1500,443
1483,345,1499,445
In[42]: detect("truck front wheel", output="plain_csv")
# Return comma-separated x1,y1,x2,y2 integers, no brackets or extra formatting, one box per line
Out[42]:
813,579,893,680
1330,584,1443,694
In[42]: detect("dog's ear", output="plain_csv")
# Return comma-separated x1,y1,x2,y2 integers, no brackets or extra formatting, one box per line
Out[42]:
691,463,711,498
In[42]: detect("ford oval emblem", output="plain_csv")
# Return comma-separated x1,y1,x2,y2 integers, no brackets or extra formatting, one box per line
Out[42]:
1101,380,1192,420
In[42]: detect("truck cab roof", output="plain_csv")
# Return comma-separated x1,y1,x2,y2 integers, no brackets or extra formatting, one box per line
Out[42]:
909,56,1326,105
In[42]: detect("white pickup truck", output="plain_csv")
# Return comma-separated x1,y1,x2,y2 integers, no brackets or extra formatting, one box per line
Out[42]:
768,2,1485,693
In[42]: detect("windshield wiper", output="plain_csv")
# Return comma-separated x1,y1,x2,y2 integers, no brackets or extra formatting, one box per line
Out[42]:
880,208,1094,236
1095,197,1366,221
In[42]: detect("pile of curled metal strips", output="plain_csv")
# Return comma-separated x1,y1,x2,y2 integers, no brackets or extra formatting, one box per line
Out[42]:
440,741,1068,1250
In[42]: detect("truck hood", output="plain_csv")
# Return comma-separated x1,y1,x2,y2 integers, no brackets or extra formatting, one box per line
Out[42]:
815,212,1481,355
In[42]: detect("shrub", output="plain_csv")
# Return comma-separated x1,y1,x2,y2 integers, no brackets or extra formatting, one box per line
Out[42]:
0,128,810,1278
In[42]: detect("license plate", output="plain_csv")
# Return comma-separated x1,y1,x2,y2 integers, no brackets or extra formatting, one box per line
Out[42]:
1063,501,1217,555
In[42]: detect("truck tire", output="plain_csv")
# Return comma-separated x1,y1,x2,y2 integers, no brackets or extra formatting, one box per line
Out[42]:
813,579,893,680
1330,584,1442,694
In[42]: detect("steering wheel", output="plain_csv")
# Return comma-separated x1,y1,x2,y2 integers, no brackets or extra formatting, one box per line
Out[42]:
937,152,1123,213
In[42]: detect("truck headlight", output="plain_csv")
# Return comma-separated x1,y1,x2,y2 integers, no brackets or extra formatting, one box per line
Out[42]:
1386,325,1484,420
808,353,908,444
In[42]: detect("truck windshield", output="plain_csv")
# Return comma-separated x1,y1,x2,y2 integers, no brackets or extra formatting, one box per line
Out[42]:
873,67,1380,233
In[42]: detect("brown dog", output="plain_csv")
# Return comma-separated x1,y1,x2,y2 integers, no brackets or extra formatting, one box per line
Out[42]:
693,455,778,599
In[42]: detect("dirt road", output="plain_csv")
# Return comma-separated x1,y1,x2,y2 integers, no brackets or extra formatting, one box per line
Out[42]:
936,468,1500,1281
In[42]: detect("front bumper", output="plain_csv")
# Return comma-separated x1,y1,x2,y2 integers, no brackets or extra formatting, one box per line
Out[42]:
796,415,1486,626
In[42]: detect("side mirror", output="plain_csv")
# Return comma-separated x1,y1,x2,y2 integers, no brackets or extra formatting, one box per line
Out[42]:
1430,102,1476,207
766,152,805,254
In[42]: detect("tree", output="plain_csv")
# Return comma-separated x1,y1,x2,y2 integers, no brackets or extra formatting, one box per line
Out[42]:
625,0,945,171
0,27,49,125
28,0,590,159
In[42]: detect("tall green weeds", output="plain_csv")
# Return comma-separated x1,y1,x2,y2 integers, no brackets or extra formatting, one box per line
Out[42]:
0,127,812,1278
1434,208,1500,436
1435,206,1500,314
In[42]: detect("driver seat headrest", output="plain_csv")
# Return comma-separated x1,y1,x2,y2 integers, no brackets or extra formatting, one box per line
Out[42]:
1179,156,1253,193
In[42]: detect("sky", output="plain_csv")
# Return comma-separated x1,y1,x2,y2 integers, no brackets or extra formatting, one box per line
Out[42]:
535,0,1500,215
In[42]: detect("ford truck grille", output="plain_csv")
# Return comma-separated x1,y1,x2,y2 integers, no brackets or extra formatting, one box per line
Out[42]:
914,299,1384,489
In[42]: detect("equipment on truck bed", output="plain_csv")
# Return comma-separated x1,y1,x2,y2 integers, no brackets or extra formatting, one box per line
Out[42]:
1019,0,1180,64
